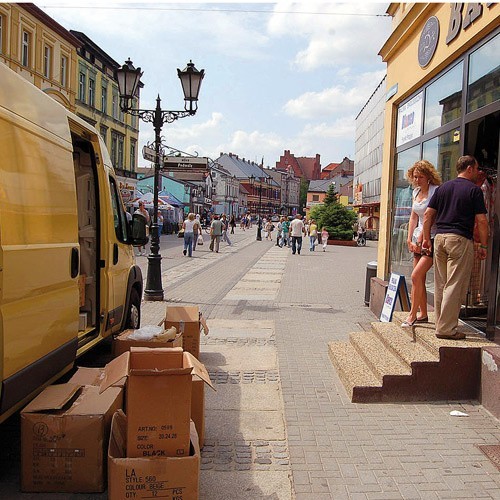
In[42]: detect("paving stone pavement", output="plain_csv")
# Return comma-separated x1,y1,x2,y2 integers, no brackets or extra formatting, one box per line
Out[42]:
139,228,500,500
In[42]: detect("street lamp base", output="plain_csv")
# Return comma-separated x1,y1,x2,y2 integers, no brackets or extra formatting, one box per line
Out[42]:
144,253,164,301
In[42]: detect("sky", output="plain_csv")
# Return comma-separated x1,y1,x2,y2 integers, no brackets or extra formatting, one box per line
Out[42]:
37,1,392,170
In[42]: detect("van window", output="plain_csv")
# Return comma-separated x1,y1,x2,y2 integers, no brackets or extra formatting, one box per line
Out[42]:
110,176,129,242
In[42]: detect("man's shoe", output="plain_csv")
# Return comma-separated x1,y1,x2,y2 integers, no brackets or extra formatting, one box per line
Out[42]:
436,332,466,340
183,249,187,256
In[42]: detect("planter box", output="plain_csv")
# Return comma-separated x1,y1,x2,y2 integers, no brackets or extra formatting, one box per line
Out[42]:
327,239,357,247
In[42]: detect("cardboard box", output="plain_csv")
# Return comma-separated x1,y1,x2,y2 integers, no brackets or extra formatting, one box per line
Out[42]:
21,383,122,493
164,306,201,359
112,328,182,357
191,376,205,448
108,410,200,500
100,347,213,458
68,366,127,391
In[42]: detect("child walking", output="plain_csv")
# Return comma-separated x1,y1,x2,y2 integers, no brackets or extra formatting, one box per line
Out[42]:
321,227,329,252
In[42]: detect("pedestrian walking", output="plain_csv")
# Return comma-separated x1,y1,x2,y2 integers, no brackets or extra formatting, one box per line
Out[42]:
265,220,273,241
321,227,329,251
134,201,150,256
209,214,223,252
193,214,202,251
182,213,196,257
309,219,318,251
290,214,305,255
281,217,290,248
157,210,164,235
230,214,236,234
221,214,232,246
276,217,284,247
422,155,488,340
402,160,441,327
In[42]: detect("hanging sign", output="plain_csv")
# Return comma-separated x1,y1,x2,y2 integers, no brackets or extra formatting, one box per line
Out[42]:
380,273,410,322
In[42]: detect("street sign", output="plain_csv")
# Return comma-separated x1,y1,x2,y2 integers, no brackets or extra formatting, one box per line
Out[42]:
163,156,208,168
142,146,156,162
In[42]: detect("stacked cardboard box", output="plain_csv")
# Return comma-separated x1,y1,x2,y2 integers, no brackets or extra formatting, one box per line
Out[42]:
21,383,122,493
103,347,214,498
164,306,203,359
112,327,182,357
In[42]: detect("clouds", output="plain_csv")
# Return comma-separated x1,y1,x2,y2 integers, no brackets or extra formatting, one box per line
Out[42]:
268,2,391,70
40,1,392,166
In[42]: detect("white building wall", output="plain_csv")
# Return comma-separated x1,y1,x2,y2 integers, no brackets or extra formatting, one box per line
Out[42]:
354,76,386,205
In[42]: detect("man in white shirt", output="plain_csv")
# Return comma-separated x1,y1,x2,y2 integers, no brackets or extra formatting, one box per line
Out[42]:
289,214,305,255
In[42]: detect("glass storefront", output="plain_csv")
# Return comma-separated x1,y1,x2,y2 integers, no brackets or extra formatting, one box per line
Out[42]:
389,30,500,301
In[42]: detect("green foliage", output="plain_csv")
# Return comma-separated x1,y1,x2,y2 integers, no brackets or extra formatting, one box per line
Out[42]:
299,178,309,212
310,184,356,240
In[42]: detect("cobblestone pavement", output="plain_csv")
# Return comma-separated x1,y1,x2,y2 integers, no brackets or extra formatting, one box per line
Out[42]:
1,227,499,499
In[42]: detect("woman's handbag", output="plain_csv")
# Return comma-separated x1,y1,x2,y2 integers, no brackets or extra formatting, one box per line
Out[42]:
197,234,204,245
178,228,185,238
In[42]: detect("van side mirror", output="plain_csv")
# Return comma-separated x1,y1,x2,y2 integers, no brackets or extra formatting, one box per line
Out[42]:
130,213,149,247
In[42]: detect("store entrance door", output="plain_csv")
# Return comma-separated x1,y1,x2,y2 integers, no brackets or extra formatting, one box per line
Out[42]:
463,111,500,340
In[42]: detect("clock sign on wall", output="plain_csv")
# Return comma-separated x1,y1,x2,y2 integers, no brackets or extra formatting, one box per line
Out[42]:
418,16,440,68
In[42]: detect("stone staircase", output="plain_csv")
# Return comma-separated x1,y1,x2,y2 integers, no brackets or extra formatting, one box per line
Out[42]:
328,312,498,403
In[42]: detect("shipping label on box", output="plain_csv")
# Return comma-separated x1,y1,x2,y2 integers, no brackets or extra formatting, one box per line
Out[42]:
100,347,213,459
108,410,200,500
21,384,122,493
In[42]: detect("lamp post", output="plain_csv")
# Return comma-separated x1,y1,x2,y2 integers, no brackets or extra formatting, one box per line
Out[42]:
116,59,204,301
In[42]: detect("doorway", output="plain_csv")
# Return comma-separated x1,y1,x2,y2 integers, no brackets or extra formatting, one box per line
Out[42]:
462,111,500,339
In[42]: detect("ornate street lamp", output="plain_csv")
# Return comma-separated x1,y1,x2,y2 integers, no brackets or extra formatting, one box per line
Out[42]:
249,174,270,241
116,59,204,301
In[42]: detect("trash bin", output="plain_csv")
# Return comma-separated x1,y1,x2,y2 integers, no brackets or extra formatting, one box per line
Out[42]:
365,261,377,306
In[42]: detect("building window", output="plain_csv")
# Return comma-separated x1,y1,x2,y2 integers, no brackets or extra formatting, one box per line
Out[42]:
111,133,118,166
312,194,319,202
467,33,500,113
117,136,124,168
43,45,52,78
130,141,136,171
423,62,463,135
22,30,30,67
60,55,68,87
112,89,118,119
78,72,86,102
100,125,107,144
88,77,95,107
101,85,107,114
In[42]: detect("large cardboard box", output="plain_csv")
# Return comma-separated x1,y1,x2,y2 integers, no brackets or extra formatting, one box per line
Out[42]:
100,347,213,458
108,410,200,500
21,383,122,492
164,306,201,358
112,328,183,357
191,377,205,448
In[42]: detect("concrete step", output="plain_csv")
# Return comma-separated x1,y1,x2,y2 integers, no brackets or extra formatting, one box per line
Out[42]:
350,331,412,384
370,321,439,368
328,341,382,402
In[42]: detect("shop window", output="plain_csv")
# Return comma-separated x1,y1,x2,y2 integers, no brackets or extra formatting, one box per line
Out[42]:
422,129,461,182
467,33,500,113
389,145,420,282
424,62,463,134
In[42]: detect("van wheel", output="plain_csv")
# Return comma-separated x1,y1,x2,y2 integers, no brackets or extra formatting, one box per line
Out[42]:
126,288,141,329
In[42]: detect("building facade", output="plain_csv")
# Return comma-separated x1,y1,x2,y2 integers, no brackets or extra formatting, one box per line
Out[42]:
0,3,80,111
267,168,300,216
354,77,386,237
70,30,140,199
275,150,322,181
378,3,499,334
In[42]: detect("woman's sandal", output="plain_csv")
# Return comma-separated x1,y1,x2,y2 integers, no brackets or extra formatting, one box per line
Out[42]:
415,316,429,323
401,317,417,327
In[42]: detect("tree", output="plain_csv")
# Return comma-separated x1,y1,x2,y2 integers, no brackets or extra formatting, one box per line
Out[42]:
309,183,356,240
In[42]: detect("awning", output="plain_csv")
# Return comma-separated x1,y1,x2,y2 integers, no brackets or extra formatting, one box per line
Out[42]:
359,215,379,229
